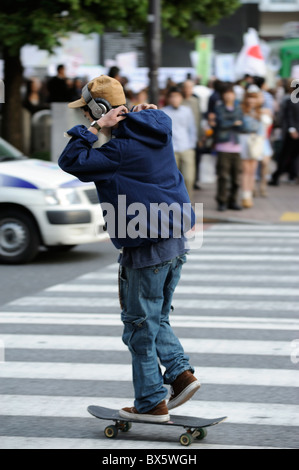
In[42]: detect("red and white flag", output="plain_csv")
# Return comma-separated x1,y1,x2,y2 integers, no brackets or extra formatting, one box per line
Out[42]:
235,28,266,79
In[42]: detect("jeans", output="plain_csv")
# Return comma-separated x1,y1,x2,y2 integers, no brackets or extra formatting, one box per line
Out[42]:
175,150,196,197
119,255,194,413
216,152,242,205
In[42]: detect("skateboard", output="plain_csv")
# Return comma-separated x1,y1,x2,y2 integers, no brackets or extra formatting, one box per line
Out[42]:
87,405,227,447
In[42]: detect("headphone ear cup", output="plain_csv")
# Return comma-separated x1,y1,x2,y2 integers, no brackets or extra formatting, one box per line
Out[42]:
89,99,112,120
89,105,105,121
82,83,113,120
95,98,112,115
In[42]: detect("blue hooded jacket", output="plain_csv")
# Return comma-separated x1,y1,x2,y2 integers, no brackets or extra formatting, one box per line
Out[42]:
58,109,195,250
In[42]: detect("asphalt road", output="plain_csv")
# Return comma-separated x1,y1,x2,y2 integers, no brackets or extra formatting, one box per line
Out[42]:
0,239,117,305
0,225,299,450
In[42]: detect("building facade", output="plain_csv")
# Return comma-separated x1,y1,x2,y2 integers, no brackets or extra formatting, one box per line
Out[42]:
258,0,299,39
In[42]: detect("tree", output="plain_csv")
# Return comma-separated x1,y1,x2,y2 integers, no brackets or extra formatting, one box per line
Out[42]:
0,0,240,150
162,0,241,39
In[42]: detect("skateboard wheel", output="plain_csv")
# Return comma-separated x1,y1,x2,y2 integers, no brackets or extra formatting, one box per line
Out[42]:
121,422,132,432
104,425,118,439
195,428,208,440
180,433,192,447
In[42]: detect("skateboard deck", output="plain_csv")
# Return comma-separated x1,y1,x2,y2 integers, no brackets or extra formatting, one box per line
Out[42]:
88,405,227,446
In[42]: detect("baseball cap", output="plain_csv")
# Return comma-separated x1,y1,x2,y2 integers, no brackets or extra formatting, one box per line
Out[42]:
68,75,126,109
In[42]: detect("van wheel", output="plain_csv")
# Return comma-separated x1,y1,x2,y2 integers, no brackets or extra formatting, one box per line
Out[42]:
0,210,40,264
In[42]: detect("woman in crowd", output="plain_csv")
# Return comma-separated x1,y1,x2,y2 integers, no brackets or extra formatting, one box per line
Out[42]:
239,85,264,209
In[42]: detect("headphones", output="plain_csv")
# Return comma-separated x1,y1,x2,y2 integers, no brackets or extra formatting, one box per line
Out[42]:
82,84,112,120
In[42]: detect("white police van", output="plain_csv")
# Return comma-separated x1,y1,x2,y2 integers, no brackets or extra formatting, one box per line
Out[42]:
0,137,107,264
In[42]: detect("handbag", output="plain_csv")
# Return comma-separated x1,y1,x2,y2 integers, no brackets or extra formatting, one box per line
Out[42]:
247,133,264,160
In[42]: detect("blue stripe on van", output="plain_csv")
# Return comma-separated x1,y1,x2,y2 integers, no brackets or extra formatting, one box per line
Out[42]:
0,174,38,189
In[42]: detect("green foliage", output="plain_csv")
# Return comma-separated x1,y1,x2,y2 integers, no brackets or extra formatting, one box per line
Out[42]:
162,0,241,39
0,0,240,55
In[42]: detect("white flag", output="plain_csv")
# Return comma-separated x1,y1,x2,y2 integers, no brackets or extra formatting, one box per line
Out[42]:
235,28,267,79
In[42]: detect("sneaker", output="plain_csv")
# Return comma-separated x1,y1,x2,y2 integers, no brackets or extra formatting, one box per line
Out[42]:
167,370,201,410
119,400,170,423
228,203,242,211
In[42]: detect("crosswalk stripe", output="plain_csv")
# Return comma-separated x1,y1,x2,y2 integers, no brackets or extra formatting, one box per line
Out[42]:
77,272,299,283
0,335,292,356
46,283,299,297
204,231,299,237
9,297,299,311
201,238,299,245
193,246,298,253
78,264,299,276
0,437,287,450
1,312,298,331
0,363,298,387
181,264,299,272
188,254,299,261
209,225,299,231
1,395,299,427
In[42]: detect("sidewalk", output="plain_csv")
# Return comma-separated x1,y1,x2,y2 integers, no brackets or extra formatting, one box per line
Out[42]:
193,181,299,225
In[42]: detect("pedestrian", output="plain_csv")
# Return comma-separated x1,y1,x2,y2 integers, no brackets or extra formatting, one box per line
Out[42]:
258,100,274,198
108,66,122,83
213,84,244,212
47,65,72,103
163,87,197,197
253,77,276,115
270,81,299,186
253,78,275,197
193,77,213,115
239,85,264,209
182,80,203,190
58,75,200,423
207,79,225,116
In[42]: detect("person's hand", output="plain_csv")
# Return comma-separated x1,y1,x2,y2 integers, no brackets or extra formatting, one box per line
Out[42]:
208,112,216,127
133,103,158,112
98,106,129,128
234,120,243,127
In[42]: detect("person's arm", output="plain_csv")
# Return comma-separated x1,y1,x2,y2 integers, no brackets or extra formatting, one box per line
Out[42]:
59,106,128,182
59,128,124,183
234,107,245,132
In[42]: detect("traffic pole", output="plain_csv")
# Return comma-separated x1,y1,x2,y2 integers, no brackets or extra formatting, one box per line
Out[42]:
148,0,161,106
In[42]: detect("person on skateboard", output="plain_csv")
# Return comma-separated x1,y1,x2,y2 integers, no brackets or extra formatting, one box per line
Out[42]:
59,75,201,423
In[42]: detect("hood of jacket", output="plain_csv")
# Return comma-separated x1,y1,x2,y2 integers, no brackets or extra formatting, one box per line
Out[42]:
113,109,172,148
